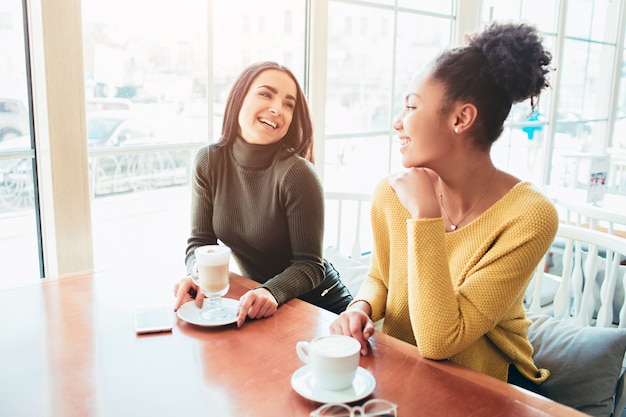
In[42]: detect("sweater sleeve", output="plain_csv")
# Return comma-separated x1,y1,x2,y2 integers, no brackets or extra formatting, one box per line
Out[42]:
407,193,559,360
185,146,218,274
258,159,326,304
353,179,398,321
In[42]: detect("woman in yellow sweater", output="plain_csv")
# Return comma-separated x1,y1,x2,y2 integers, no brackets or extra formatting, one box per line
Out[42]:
329,21,558,385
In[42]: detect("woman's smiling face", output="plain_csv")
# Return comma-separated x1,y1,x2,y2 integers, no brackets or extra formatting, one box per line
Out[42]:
393,73,451,168
237,69,297,145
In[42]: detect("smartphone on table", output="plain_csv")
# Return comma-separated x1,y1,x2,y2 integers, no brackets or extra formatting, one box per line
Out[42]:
134,304,173,335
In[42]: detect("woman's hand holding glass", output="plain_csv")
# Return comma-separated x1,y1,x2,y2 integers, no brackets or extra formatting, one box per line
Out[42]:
329,301,375,356
173,276,204,311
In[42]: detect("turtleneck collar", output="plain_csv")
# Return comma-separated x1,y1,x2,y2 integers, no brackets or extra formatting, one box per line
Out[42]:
231,135,284,168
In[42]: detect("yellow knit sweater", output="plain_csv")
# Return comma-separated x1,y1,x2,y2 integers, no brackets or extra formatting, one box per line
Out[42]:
356,179,558,382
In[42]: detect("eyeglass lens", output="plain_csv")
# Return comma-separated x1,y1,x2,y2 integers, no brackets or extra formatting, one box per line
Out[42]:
314,399,397,417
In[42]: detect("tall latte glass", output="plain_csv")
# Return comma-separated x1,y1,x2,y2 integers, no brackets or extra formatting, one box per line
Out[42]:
191,245,231,320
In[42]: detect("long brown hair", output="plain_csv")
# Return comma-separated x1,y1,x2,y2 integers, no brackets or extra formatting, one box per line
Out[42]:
217,61,315,163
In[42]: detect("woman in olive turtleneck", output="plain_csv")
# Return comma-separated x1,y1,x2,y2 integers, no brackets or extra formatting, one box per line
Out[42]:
173,61,352,327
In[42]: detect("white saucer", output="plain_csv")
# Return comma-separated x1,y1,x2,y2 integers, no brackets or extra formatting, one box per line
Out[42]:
176,297,238,327
291,365,376,403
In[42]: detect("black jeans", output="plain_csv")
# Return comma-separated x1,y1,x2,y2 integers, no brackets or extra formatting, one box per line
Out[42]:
298,260,353,314
508,364,540,393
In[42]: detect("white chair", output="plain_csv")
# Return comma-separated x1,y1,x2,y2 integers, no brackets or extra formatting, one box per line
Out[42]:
527,193,626,321
323,191,373,263
323,191,373,300
525,223,626,417
527,223,626,327
556,197,626,238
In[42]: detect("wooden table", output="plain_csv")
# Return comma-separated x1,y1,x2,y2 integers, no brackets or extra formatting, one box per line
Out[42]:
0,262,586,417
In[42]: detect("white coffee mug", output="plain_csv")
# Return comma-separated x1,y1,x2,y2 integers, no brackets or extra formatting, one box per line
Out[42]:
296,334,361,391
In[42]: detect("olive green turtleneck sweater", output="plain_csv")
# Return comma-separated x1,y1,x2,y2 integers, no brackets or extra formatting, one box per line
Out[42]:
185,137,326,305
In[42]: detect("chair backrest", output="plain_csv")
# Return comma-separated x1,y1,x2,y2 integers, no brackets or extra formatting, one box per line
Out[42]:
526,223,626,417
323,191,373,262
556,197,626,237
527,223,626,328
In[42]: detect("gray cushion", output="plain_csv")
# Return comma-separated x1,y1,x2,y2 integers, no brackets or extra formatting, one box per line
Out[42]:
526,312,626,417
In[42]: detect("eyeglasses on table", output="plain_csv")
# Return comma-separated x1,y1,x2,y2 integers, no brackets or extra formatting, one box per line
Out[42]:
310,399,398,417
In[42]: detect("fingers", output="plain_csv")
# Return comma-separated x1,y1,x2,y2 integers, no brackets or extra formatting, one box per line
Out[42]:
194,292,205,309
236,289,278,328
329,310,374,355
362,321,375,341
173,277,199,311
236,294,253,328
173,279,189,311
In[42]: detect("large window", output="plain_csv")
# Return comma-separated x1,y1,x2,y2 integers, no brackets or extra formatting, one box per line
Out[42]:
81,0,307,272
4,0,626,290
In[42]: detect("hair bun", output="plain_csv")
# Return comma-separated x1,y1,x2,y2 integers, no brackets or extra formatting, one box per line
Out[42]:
466,22,552,103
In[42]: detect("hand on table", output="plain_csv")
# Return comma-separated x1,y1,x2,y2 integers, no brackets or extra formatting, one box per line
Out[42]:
236,288,278,328
329,301,375,355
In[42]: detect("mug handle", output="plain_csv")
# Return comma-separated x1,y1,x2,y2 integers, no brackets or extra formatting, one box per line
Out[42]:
296,341,311,364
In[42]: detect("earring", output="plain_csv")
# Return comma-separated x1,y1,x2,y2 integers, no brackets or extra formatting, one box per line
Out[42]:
454,127,459,134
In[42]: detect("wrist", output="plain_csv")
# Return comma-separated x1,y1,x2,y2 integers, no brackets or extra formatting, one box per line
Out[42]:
348,300,372,318
254,286,278,303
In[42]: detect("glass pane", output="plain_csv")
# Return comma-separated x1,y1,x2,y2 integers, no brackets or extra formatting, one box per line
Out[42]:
520,0,558,32
566,0,619,43
212,0,306,138
613,52,626,190
551,34,615,188
0,1,40,289
397,0,454,15
606,117,626,192
390,11,453,174
82,0,209,271
557,39,613,150
497,98,551,184
326,3,395,135
481,0,522,23
323,135,392,193
392,12,455,119
338,0,396,8
481,0,558,33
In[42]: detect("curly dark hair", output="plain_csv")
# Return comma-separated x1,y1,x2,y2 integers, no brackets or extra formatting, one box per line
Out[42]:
216,61,315,162
431,22,552,149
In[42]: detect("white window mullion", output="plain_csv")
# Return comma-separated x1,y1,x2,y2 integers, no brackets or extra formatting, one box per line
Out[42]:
606,1,626,151
307,0,329,181
455,0,483,46
29,0,93,276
